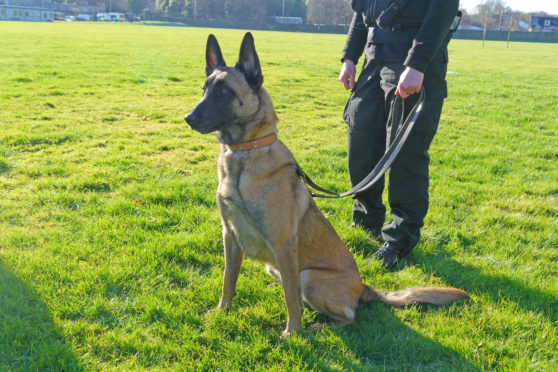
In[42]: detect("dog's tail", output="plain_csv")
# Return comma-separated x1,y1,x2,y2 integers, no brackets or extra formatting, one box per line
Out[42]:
360,284,468,306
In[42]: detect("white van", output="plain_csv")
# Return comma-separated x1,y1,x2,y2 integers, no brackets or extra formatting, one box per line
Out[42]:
96,12,126,22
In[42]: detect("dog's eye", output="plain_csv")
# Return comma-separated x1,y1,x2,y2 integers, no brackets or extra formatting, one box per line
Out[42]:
219,87,229,96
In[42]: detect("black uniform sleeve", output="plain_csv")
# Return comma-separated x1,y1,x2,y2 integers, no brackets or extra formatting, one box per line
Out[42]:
404,0,459,72
341,12,368,64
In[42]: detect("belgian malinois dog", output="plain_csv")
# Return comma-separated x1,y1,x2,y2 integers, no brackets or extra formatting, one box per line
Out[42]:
185,33,468,338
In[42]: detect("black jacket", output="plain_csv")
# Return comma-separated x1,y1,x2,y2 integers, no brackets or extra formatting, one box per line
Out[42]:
341,0,459,72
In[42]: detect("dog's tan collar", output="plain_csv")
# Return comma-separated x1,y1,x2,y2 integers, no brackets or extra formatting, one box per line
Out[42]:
226,132,278,151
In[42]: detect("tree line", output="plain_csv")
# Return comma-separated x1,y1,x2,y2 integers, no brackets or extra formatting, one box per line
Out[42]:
460,0,555,31
86,0,349,24
83,0,555,27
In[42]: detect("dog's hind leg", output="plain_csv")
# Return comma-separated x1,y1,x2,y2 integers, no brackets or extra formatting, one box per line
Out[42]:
300,269,361,328
218,228,244,310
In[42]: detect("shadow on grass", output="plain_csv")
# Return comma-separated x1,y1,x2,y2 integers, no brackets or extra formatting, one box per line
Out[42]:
0,158,10,175
285,303,480,371
140,21,189,28
207,292,478,370
0,261,81,371
411,250,557,323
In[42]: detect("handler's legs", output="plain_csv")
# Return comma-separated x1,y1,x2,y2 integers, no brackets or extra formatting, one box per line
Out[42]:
383,97,444,252
344,60,387,236
375,59,446,268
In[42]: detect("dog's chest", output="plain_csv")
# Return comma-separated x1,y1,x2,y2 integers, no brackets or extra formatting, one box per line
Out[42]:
217,164,274,264
218,195,274,263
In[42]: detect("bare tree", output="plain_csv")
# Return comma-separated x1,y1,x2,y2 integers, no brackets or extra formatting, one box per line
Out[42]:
473,0,511,29
226,0,267,21
306,0,352,25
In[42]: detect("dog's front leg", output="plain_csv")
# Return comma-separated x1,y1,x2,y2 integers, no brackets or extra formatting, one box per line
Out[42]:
272,237,303,338
218,228,243,310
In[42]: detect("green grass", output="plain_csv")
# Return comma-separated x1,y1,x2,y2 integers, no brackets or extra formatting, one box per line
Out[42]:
0,21,556,371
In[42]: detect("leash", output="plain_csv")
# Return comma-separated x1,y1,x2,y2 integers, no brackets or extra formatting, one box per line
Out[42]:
297,87,426,199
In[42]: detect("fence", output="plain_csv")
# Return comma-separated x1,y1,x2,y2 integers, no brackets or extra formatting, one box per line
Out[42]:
454,29,558,43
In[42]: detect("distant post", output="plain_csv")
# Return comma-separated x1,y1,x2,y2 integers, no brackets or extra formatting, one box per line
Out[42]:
483,11,488,47
507,16,513,48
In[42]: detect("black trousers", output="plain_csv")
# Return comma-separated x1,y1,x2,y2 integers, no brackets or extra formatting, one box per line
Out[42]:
343,47,448,253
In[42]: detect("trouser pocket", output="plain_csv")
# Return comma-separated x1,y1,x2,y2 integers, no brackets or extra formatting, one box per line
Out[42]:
343,92,353,126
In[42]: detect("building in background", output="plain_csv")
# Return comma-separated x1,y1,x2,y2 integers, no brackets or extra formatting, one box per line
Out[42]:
530,16,558,32
0,0,101,22
0,0,54,21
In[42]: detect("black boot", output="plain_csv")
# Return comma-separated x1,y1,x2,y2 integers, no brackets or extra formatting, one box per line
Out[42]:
372,242,409,270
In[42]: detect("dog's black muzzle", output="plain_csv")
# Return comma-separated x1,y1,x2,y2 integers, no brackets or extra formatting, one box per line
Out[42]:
184,111,209,133
184,111,198,128
185,110,227,134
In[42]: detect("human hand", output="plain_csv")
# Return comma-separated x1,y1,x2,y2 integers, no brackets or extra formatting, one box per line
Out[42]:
339,60,356,90
396,66,424,99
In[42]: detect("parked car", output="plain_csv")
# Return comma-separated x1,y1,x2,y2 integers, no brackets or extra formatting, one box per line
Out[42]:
124,13,141,22
76,14,91,21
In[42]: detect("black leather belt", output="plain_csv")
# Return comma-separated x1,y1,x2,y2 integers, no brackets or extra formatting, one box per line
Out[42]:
391,23,422,31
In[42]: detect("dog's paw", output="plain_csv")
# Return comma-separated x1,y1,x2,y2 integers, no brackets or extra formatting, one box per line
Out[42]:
280,329,292,339
216,303,231,312
280,326,302,339
211,300,232,312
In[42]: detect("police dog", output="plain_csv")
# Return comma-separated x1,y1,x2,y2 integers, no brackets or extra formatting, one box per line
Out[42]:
185,33,468,338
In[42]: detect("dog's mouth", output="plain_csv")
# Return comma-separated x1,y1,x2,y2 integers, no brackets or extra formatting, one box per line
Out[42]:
195,123,225,134
185,117,227,134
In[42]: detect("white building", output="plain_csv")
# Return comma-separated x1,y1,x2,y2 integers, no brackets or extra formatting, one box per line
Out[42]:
0,0,54,21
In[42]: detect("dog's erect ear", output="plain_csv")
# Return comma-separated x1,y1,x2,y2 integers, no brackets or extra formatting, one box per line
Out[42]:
206,34,226,76
236,32,263,91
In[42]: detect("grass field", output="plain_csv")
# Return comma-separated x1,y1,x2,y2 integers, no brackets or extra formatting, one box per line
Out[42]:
0,21,557,371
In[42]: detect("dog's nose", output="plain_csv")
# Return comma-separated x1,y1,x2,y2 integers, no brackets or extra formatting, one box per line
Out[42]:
184,112,196,127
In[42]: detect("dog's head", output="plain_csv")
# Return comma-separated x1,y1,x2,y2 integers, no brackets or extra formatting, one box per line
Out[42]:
185,33,272,144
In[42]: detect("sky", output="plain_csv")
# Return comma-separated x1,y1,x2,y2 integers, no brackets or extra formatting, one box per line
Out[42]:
459,0,558,14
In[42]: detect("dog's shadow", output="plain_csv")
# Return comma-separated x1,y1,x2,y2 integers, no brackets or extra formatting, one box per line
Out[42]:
292,303,480,371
